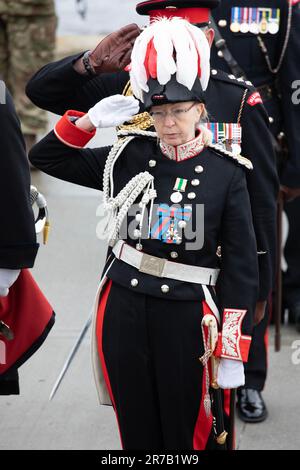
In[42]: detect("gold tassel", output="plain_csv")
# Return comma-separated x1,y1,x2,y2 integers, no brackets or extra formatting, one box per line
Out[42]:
43,220,50,244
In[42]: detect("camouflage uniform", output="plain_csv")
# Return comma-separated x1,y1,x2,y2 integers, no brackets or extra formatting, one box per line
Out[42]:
0,0,56,137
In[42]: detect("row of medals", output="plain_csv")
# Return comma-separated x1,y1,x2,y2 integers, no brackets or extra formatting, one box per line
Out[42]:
230,7,280,35
135,162,204,249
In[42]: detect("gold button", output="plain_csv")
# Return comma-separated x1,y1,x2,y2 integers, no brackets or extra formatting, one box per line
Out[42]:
178,220,187,228
218,19,227,28
195,165,204,174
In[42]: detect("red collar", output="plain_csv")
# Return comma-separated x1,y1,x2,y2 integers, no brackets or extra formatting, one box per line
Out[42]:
159,131,204,162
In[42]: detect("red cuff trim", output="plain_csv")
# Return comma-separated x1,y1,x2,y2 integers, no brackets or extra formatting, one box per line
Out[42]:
214,309,252,362
54,110,96,148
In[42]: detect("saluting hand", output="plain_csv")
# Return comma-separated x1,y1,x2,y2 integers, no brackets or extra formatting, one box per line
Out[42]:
87,95,140,129
89,23,141,73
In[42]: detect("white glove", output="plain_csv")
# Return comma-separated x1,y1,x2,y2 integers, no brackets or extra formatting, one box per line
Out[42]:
87,95,140,128
0,269,21,297
217,358,245,389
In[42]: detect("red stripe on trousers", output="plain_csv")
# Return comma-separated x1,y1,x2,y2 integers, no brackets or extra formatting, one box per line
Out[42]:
96,279,125,450
192,301,214,450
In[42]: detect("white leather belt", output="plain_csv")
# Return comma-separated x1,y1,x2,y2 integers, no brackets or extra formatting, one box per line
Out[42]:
112,240,220,286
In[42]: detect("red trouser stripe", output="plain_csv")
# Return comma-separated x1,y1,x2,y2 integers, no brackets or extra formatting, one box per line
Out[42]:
96,279,124,450
192,301,213,450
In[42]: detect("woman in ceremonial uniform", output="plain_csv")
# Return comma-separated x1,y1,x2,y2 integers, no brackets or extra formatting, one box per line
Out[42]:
29,18,258,450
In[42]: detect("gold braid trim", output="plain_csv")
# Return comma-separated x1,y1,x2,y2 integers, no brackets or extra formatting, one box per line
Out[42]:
116,80,154,133
208,143,253,170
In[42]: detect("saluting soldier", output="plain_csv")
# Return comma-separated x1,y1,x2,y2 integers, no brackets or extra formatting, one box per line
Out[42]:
25,0,278,428
29,17,259,450
0,82,55,394
210,0,300,423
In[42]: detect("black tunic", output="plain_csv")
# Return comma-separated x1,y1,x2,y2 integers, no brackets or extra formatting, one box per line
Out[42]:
0,85,39,268
29,132,259,337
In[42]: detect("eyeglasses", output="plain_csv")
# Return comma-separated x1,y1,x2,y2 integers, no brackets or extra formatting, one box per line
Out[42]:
149,103,197,122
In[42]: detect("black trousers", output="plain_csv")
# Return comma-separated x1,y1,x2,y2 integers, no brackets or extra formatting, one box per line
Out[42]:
283,198,300,309
243,303,270,391
96,280,215,451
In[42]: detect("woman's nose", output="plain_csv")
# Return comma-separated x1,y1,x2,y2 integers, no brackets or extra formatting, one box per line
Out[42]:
164,114,176,126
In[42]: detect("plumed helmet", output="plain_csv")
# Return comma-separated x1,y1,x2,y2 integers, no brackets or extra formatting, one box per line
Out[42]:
130,17,210,108
144,74,205,109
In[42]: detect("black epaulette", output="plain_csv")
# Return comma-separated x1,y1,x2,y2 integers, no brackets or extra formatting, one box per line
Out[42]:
210,68,255,92
208,143,253,170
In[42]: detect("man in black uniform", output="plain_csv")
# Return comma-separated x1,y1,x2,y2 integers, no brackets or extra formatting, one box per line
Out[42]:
210,0,300,423
25,0,278,420
0,82,54,394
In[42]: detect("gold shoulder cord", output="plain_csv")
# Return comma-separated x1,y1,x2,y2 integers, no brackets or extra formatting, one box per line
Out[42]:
237,89,248,124
257,0,293,75
117,81,154,132
237,1,293,124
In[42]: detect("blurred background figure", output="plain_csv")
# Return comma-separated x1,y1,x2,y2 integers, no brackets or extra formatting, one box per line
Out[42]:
211,0,300,423
0,0,57,153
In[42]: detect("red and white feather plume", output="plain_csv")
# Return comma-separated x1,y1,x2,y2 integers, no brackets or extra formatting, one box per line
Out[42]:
130,17,211,101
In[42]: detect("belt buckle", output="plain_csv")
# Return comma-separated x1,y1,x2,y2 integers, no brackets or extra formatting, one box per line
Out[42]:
139,253,166,278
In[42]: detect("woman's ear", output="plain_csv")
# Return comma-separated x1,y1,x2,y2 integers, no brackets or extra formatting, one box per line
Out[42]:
195,103,205,121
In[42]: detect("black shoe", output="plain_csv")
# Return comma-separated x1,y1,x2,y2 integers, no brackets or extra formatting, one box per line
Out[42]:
288,303,300,333
237,388,268,423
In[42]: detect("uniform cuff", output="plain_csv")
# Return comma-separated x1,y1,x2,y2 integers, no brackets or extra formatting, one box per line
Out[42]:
54,110,96,148
214,308,252,362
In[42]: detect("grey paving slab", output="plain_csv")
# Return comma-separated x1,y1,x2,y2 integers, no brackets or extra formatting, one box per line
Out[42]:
237,327,300,450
